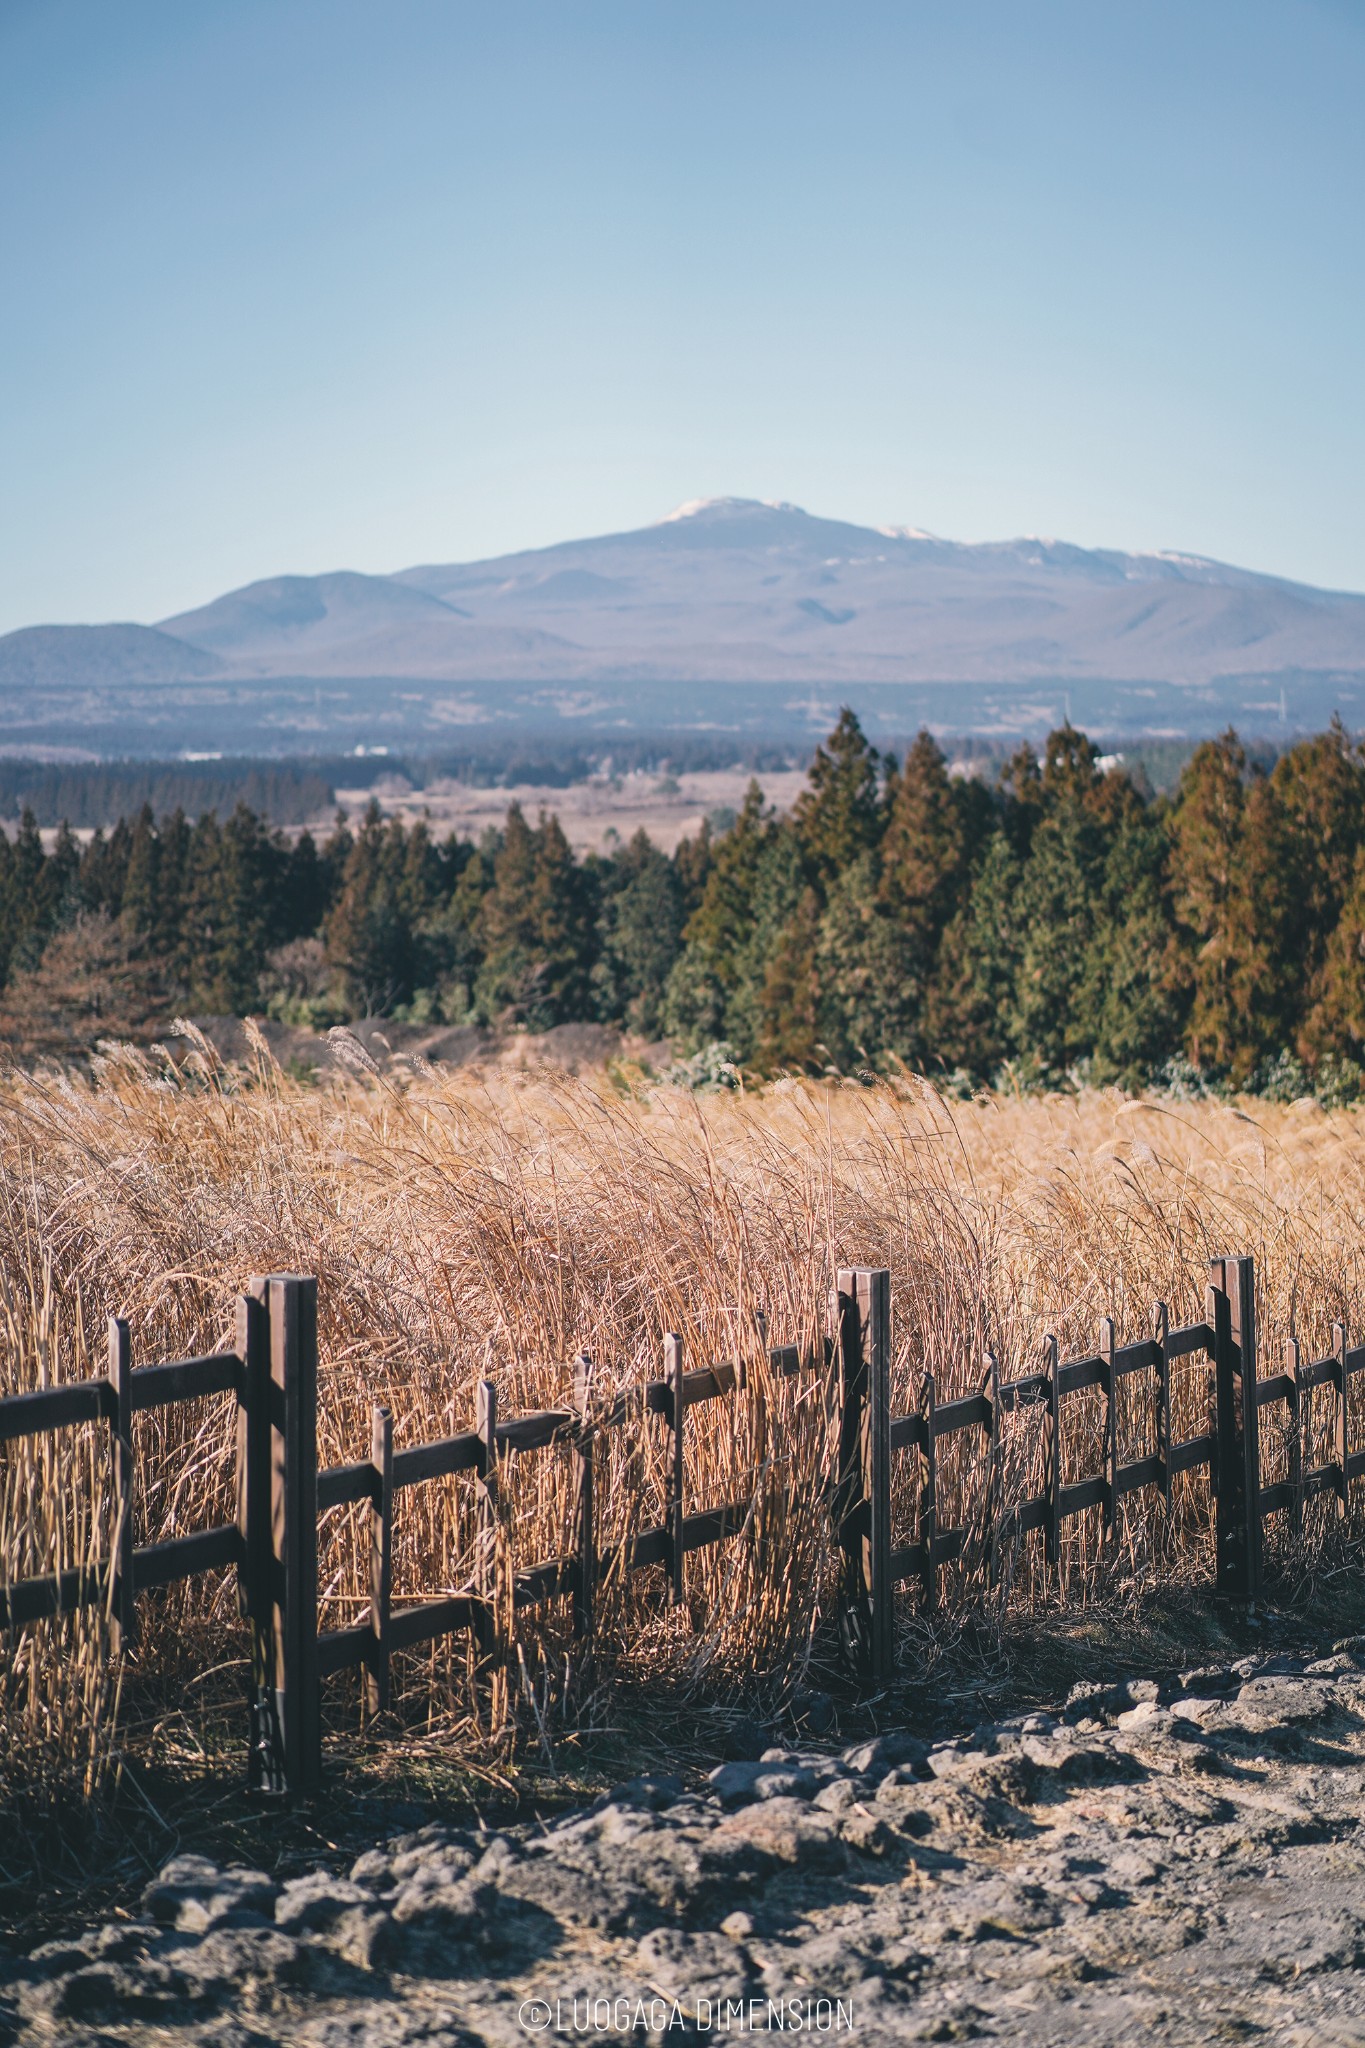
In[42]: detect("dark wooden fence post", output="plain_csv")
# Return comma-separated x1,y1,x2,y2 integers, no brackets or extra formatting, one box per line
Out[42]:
984,1347,1001,1586
832,1274,864,1674
474,1378,499,1661
665,1333,685,1607
1209,1255,1260,1603
1099,1316,1117,1537
1208,1267,1239,1597
367,1404,393,1716
245,1273,320,1796
107,1315,136,1652
1043,1333,1061,1569
572,1352,596,1649
834,1266,892,1684
236,1289,273,1789
1286,1336,1304,1545
1333,1320,1349,1519
862,1271,893,1677
1228,1255,1262,1601
1153,1302,1171,1510
919,1369,937,1612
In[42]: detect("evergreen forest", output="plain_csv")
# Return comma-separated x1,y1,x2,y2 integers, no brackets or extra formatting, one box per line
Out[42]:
6,711,1365,1097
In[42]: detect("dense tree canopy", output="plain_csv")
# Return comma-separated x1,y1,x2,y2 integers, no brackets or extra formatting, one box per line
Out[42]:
6,709,1365,1095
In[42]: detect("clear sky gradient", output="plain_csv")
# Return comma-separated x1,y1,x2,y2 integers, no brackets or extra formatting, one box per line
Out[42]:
2,0,1362,634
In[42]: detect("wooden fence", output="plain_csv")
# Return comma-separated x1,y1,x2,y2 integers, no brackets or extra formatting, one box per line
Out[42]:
1,1255,1359,1795
831,1255,1332,1681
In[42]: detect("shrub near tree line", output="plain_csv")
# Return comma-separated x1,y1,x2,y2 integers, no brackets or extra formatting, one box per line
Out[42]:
6,710,1365,1094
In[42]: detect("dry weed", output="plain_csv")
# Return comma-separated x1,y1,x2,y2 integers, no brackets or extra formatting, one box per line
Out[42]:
4,1043,1365,1802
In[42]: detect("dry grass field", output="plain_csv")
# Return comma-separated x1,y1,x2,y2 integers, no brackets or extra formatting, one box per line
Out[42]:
5,1033,1365,1839
332,765,813,854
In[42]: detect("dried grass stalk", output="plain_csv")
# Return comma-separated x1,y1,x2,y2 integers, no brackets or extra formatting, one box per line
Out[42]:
4,1051,1364,1795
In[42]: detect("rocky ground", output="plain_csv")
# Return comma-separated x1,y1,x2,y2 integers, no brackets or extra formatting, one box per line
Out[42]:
10,1645,1365,2044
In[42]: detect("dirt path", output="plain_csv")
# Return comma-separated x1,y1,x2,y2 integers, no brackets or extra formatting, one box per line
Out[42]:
10,1646,1365,2044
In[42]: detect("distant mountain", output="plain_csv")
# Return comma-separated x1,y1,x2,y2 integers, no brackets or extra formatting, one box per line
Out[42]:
159,570,574,676
3,499,1364,751
0,622,222,688
383,498,1365,688
161,570,467,661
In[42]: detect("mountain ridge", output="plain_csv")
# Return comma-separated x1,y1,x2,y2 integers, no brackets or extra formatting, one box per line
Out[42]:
4,499,1364,750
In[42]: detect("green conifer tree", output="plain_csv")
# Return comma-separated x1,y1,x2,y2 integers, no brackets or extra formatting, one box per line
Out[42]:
325,803,426,1011
1080,805,1184,1083
878,731,968,939
663,782,770,1052
475,806,595,1028
281,830,329,942
814,853,918,1068
1219,774,1299,1077
153,809,191,963
1011,801,1109,1072
1166,731,1246,1072
37,823,82,937
592,830,684,1037
673,819,714,924
998,743,1045,858
929,828,1024,1078
78,823,131,921
8,809,47,975
1305,840,1365,1058
1271,720,1365,1060
813,728,974,1069
0,831,15,987
120,806,160,936
792,708,883,886
414,833,494,1021
758,885,822,1069
178,813,226,1005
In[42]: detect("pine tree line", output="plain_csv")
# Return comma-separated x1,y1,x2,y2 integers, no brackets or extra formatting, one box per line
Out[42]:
6,710,1365,1092
0,760,334,831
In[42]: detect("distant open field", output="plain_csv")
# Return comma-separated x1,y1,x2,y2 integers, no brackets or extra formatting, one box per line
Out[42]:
6,1049,1365,1848
334,765,813,854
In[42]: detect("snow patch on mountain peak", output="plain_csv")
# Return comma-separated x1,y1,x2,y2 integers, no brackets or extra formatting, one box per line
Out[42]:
656,496,805,524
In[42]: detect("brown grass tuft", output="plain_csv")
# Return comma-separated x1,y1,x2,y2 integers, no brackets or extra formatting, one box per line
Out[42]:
5,1042,1365,1812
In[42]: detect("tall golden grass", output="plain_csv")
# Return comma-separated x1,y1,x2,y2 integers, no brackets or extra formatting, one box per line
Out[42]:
5,1027,1365,1809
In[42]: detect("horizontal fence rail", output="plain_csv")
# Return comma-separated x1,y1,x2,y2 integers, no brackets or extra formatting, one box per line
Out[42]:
312,1331,818,1720
0,1322,252,1648
0,1253,1354,1790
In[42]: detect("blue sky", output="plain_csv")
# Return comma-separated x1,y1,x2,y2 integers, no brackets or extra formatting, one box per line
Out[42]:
1,0,1362,633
